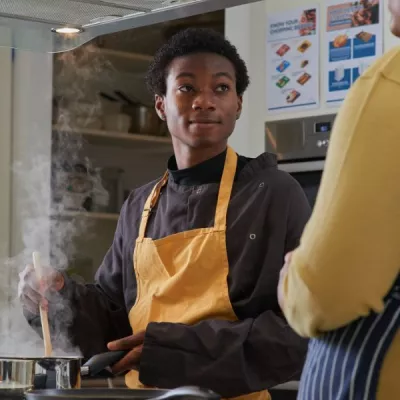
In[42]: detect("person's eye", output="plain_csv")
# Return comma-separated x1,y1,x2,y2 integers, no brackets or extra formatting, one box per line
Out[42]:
216,84,230,92
178,85,194,93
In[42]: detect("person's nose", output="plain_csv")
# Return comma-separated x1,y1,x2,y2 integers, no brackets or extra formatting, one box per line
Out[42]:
192,90,216,111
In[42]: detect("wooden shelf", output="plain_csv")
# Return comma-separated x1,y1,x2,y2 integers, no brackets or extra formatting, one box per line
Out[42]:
53,126,173,152
51,210,119,221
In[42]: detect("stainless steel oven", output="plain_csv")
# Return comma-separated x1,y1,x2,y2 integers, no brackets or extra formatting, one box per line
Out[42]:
265,114,336,164
265,114,336,208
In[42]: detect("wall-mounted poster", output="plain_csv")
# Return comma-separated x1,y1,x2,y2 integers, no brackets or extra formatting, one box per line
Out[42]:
325,0,383,106
266,6,320,113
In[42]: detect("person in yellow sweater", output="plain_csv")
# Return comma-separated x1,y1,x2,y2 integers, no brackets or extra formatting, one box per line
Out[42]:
278,1,400,399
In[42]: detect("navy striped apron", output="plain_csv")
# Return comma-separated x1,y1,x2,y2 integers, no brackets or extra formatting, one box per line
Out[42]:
298,274,400,400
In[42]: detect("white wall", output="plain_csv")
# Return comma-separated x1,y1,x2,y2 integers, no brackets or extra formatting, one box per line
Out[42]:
225,2,267,158
0,48,12,260
0,47,13,329
226,0,400,156
10,51,53,262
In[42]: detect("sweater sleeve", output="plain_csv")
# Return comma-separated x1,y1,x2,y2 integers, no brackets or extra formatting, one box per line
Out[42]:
281,49,400,338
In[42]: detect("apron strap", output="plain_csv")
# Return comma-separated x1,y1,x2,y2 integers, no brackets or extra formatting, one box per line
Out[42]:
137,146,238,239
137,171,169,240
214,146,238,231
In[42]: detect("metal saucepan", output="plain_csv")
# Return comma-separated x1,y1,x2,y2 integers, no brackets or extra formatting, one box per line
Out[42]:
0,356,81,396
25,386,220,400
0,350,126,395
1,353,221,400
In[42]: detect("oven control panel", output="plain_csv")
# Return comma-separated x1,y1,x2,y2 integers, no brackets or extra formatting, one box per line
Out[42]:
316,139,330,148
265,114,336,162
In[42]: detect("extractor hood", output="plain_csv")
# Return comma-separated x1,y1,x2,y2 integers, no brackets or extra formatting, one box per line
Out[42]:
0,0,260,53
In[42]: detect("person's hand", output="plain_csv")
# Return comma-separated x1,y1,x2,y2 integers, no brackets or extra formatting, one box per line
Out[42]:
278,251,293,310
18,264,65,315
107,331,146,374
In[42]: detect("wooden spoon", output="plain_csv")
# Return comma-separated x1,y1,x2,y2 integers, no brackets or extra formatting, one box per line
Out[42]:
32,251,53,357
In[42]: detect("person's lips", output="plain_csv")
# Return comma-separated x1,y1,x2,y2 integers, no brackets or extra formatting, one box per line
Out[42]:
189,118,221,125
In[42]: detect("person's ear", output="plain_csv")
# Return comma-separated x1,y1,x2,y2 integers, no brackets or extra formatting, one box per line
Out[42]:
236,95,243,120
155,95,166,121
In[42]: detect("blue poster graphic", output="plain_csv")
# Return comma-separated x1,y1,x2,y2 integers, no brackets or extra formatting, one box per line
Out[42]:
325,0,383,106
276,60,291,73
329,40,351,62
352,67,361,83
328,68,351,92
353,35,376,59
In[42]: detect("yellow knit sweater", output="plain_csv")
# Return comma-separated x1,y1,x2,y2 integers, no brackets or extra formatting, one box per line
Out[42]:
281,47,400,398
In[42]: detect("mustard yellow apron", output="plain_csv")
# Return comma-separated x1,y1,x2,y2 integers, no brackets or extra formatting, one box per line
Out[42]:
126,147,270,400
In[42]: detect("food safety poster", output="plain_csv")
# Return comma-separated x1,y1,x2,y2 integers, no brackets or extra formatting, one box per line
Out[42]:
266,6,320,113
325,0,383,105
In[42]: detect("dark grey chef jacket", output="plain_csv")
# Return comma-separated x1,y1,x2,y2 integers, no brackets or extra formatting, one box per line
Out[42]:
27,149,311,397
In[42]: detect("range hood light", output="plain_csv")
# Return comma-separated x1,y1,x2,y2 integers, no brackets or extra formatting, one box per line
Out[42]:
52,27,83,34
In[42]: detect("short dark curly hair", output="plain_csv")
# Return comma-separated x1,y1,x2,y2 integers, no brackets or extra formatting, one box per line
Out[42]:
145,27,250,96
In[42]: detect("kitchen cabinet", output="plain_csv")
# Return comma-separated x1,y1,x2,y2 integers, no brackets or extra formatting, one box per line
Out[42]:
50,11,224,283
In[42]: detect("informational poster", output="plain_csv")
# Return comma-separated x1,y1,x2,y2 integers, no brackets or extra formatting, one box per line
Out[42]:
266,6,320,113
325,0,383,105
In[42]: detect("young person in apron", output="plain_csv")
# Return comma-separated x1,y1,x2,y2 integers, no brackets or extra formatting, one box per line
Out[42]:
278,1,400,398
19,28,311,398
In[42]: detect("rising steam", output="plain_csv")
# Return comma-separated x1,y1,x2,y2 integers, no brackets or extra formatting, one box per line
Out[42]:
0,44,113,357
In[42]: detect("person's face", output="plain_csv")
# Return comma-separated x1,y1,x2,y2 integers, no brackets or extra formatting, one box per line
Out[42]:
389,0,400,37
155,53,242,150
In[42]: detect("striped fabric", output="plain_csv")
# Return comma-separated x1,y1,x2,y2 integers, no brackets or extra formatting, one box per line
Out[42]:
298,274,400,400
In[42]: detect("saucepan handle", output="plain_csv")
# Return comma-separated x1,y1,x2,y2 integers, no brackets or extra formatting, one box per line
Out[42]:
80,350,128,377
152,386,220,400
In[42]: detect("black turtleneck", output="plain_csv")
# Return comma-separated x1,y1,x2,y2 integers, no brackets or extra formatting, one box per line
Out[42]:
167,148,252,186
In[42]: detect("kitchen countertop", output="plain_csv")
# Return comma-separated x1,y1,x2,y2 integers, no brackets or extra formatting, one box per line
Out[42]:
81,377,300,391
